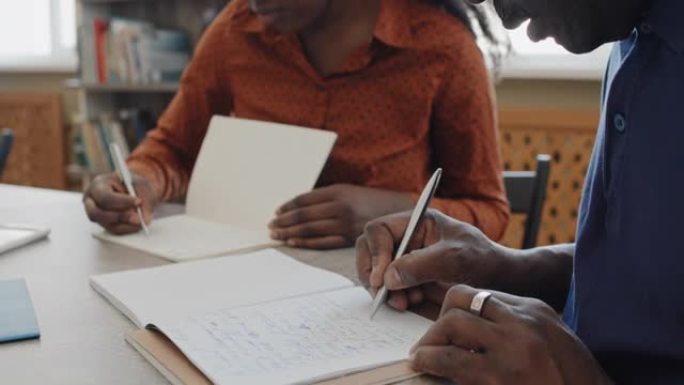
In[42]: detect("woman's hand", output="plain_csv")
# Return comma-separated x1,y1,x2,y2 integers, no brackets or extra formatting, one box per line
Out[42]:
409,285,613,385
269,184,414,250
83,172,159,234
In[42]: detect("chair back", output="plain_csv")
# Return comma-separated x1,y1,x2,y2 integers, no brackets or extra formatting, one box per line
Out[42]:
0,128,14,179
503,154,552,249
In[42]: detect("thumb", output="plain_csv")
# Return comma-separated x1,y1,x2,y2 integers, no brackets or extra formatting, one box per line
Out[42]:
384,242,455,290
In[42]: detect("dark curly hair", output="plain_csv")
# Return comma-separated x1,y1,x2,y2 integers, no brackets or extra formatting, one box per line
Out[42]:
430,0,510,76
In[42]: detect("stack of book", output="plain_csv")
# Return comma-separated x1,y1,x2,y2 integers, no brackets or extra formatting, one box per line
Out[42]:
73,109,157,174
80,17,192,85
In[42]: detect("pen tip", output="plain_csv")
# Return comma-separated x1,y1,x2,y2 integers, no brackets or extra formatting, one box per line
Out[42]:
369,307,378,321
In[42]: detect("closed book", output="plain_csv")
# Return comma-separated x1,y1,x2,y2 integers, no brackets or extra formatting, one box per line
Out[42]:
80,122,110,173
109,18,155,84
0,279,40,344
107,119,131,159
93,18,109,84
95,121,115,171
72,131,89,168
78,24,97,84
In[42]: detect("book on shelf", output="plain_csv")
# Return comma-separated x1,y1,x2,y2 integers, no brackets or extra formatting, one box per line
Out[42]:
101,114,130,160
79,120,110,174
72,110,156,174
80,17,191,85
94,18,109,84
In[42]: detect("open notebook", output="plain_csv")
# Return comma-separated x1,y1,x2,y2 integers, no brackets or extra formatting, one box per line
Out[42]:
90,249,432,385
95,116,337,262
0,224,50,255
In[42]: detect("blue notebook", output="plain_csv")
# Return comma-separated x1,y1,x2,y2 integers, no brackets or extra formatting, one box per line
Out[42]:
0,279,40,343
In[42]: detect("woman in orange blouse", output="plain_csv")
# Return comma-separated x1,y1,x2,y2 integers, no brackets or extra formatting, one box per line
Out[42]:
84,0,511,249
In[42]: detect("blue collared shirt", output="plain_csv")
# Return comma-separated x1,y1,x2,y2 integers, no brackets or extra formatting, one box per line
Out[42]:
563,0,684,383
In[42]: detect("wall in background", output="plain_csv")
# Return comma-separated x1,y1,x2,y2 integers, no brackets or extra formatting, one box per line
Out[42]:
496,78,602,110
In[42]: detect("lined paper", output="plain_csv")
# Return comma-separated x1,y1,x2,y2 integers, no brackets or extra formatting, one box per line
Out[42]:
160,287,432,385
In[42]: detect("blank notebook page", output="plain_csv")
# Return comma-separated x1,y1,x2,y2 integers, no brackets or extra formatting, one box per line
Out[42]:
185,116,337,231
97,215,275,262
90,249,354,328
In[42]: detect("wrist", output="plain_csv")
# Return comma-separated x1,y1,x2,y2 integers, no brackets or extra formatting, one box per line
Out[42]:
488,243,529,294
130,170,161,206
495,244,574,309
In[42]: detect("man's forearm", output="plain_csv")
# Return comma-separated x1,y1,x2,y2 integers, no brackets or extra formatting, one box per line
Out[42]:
494,243,575,311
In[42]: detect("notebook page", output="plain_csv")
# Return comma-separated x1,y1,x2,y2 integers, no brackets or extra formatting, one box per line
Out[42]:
95,214,276,262
90,248,354,328
157,287,432,385
0,226,49,255
186,116,337,231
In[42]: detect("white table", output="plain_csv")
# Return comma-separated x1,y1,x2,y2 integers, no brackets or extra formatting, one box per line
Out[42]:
0,185,444,385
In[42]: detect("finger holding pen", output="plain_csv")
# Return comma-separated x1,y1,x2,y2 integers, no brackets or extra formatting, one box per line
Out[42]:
109,143,154,235
367,169,442,319
84,174,151,232
358,209,445,314
83,163,158,235
357,203,530,320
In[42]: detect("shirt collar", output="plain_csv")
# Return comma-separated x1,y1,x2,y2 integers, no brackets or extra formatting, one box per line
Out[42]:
644,0,684,53
373,0,415,49
228,0,268,33
228,0,422,49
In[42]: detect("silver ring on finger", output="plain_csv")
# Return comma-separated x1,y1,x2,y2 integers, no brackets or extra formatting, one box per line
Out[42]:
469,291,493,317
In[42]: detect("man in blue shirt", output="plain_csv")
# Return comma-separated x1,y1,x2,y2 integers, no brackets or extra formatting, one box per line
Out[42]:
356,0,684,383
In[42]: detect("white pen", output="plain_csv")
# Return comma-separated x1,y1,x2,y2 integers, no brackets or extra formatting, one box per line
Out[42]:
370,168,442,320
109,143,149,236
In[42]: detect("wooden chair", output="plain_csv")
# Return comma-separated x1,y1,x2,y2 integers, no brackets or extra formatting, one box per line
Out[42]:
0,93,65,189
503,154,552,249
0,128,14,179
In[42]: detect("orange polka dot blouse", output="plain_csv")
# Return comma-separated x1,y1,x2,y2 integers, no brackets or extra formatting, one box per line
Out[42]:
128,0,510,240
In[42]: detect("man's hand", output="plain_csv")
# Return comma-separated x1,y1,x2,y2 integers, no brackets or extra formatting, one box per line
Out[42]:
409,285,613,385
356,210,513,318
269,184,414,250
83,172,159,235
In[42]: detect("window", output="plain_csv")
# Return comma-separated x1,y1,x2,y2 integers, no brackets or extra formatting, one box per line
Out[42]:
502,21,612,80
0,0,77,72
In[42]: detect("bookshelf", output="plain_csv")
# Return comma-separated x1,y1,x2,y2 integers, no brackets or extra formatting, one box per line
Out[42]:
66,79,180,93
68,0,229,190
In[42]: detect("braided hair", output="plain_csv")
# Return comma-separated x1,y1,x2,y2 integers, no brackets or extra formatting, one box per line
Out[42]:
430,0,510,77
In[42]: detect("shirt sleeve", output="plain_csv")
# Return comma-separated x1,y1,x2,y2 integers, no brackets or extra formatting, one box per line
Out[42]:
426,38,510,241
127,15,233,202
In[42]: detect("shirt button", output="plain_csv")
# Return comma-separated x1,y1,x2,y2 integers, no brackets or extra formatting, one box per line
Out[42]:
613,113,627,132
